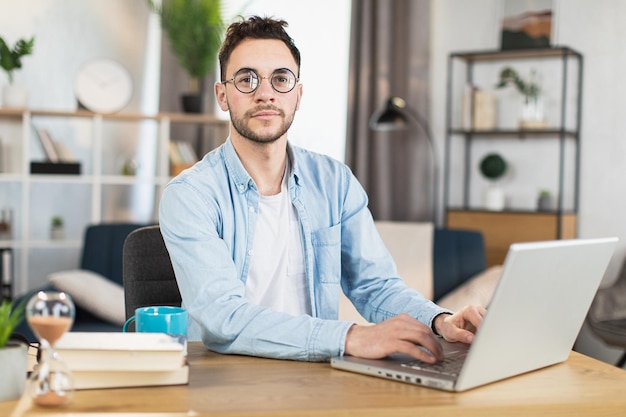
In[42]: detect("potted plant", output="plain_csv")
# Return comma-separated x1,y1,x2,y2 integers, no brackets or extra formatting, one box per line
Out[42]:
0,35,35,108
479,153,507,211
537,189,552,211
496,66,546,129
50,215,65,240
147,0,224,113
0,298,28,401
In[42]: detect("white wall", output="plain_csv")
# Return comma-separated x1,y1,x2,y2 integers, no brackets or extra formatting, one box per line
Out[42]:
431,0,626,366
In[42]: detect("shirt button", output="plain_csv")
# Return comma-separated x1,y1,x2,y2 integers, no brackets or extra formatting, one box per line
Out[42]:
248,250,254,256
238,184,245,191
249,206,255,213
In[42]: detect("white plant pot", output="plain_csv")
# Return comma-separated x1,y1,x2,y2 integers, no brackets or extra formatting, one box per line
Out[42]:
50,226,65,240
2,84,29,108
484,186,505,211
0,341,28,401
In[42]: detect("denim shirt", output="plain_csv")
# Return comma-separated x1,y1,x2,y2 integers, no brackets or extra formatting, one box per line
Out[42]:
159,138,449,361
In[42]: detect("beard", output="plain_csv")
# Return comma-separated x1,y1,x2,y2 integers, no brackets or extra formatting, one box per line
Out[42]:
230,104,296,144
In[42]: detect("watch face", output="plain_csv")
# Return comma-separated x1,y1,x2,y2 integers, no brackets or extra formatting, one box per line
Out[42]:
75,58,133,113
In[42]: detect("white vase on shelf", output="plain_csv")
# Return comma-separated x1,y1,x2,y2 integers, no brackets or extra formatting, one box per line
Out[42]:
519,93,547,129
484,186,505,211
2,84,29,108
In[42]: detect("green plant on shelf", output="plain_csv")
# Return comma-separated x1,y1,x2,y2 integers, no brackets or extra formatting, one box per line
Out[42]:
51,216,63,228
147,0,224,95
479,153,507,181
495,66,540,99
0,36,35,84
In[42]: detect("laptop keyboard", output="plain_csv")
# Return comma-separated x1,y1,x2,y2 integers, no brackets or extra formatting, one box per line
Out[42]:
401,350,467,377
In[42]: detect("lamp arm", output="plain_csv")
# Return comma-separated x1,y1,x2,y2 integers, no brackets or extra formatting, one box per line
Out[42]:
400,105,440,227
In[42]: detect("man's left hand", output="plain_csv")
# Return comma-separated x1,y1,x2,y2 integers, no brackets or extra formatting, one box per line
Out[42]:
433,305,486,344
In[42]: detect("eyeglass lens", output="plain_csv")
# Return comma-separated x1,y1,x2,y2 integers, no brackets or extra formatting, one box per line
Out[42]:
232,68,297,93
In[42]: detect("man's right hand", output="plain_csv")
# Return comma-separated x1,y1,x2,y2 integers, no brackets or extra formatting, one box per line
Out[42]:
344,313,444,363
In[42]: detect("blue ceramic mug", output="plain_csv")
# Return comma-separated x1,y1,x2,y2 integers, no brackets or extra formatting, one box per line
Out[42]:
123,306,188,338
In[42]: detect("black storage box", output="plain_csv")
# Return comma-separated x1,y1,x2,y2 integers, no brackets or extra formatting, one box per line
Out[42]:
30,161,81,175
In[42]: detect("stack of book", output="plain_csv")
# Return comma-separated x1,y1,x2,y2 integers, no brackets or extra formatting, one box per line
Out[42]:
169,140,198,176
53,332,188,390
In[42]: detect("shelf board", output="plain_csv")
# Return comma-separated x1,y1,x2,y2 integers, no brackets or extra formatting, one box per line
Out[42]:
27,239,82,249
450,46,582,62
28,174,91,183
448,128,578,138
0,108,229,125
446,208,576,215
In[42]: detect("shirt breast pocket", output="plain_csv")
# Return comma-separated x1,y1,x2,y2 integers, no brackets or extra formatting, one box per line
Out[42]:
312,224,341,284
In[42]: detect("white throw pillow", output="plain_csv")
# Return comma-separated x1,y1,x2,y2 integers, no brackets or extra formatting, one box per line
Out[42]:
48,269,125,326
436,266,503,312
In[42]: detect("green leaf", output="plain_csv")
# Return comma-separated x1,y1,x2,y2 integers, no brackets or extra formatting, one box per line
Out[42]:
149,0,224,92
0,298,26,348
0,35,35,84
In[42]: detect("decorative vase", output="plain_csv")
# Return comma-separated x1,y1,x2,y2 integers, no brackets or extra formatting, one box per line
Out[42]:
0,341,28,401
519,94,547,129
537,194,552,211
2,84,29,108
50,226,65,240
484,186,505,211
181,94,206,113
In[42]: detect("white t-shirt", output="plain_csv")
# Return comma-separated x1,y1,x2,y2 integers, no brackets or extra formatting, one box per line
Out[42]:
245,169,310,316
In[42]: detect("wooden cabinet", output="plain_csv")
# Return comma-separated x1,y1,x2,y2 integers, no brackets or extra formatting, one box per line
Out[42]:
0,108,228,296
447,209,577,266
443,47,583,266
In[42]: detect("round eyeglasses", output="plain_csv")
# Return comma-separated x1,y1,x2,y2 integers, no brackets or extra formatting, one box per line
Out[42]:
222,68,298,94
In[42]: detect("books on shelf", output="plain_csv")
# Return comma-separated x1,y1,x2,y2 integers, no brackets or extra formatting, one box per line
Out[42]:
169,140,198,166
53,332,189,390
32,125,77,163
460,84,497,130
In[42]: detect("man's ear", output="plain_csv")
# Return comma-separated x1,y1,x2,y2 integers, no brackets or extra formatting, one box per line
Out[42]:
295,83,303,111
215,82,229,111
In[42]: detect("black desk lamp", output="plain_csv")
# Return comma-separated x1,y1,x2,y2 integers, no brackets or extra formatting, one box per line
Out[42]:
369,97,439,225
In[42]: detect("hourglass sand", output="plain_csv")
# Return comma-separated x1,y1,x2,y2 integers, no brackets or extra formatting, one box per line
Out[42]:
26,291,76,407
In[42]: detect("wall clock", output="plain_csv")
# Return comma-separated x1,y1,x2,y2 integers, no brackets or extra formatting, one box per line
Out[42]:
74,58,133,114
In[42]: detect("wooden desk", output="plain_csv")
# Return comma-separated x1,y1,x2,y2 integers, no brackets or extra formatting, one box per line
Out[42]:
3,342,626,417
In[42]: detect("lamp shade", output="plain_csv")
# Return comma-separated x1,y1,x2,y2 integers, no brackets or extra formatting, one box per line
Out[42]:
369,97,411,131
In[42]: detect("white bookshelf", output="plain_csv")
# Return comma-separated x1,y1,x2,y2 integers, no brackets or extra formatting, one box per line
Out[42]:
0,108,228,295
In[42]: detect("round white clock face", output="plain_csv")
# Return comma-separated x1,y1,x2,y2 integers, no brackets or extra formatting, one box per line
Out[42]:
75,58,133,113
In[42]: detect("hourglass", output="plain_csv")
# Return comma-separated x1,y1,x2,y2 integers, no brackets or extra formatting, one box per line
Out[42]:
26,291,75,407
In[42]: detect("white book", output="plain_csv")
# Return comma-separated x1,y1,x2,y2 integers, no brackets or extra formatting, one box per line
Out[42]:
54,332,186,371
72,365,189,390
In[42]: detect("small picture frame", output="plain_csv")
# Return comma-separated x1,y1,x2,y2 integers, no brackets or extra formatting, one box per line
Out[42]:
500,0,554,50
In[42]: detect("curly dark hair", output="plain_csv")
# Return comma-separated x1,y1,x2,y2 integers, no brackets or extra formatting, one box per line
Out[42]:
218,15,301,81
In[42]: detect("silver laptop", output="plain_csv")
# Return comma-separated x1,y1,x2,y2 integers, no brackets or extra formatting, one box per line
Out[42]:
331,237,618,392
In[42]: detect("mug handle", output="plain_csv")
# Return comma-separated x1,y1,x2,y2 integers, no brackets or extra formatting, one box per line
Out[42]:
123,315,136,332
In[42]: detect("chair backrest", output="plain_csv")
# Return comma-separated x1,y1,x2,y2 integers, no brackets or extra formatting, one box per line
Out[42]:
122,225,181,319
81,223,148,286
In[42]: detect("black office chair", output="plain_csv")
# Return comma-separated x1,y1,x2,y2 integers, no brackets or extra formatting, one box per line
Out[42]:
122,225,182,321
587,256,626,368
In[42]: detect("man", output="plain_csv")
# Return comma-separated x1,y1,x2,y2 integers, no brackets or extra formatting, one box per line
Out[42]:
159,16,485,363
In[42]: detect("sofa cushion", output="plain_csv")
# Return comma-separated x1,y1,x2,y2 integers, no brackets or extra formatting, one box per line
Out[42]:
339,221,434,324
49,269,126,326
436,265,502,312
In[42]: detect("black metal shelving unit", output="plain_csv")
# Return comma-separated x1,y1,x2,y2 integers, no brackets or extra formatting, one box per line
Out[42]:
443,46,583,239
